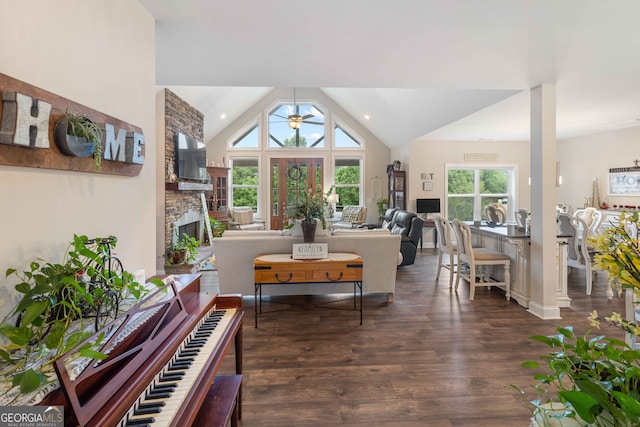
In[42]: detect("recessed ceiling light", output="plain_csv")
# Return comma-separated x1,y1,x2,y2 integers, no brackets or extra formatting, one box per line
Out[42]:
220,113,227,119
364,114,370,120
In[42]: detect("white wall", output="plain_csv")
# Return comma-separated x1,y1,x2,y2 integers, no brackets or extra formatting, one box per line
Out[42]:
557,126,640,212
0,1,157,319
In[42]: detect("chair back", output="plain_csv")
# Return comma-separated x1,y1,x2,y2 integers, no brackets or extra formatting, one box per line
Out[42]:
434,216,456,255
485,203,506,225
557,213,589,265
381,208,397,229
574,207,596,228
451,219,474,265
514,209,529,229
589,210,603,235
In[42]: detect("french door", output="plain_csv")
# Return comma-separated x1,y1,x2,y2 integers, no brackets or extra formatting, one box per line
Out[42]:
270,158,323,230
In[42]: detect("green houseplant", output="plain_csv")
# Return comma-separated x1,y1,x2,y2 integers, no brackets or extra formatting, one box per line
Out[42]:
518,212,640,426
209,218,226,238
0,235,153,394
54,109,104,170
287,188,329,242
377,198,388,222
166,232,200,265
287,188,329,230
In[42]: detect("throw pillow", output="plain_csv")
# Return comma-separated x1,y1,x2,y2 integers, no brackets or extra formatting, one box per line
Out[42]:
341,206,362,223
234,209,253,225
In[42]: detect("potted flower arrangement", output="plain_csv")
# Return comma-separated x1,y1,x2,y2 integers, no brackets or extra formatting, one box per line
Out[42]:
287,188,328,242
518,212,640,426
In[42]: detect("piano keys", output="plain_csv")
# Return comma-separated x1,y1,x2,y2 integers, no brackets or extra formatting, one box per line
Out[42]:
41,274,243,427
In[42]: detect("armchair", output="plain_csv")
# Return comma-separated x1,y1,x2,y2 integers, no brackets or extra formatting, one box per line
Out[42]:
389,210,424,267
227,207,265,231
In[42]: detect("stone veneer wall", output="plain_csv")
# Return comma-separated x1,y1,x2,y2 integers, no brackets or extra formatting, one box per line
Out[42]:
164,89,205,252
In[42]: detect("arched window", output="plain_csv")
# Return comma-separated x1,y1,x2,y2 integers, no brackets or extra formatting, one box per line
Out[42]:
268,103,325,148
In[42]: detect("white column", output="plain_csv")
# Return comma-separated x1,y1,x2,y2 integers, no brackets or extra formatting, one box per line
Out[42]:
528,84,561,319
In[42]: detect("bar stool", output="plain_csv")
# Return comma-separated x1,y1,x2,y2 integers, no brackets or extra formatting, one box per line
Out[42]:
451,219,511,301
434,216,457,288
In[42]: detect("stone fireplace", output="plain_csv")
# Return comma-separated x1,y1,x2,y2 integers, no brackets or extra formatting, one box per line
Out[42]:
172,209,204,244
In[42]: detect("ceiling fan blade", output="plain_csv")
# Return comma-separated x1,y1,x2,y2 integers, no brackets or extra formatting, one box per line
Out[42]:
301,114,314,120
301,120,324,125
272,113,290,120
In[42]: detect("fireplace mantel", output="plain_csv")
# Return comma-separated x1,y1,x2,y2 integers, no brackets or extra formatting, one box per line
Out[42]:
165,181,213,191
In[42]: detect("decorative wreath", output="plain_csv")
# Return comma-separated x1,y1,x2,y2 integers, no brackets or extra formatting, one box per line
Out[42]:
287,164,303,181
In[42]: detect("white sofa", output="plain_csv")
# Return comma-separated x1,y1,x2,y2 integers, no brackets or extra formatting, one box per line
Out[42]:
212,229,401,302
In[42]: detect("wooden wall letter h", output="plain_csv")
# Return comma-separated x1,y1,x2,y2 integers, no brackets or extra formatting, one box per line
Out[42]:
0,91,51,148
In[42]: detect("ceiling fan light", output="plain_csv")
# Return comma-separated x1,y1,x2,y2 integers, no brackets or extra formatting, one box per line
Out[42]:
288,119,301,129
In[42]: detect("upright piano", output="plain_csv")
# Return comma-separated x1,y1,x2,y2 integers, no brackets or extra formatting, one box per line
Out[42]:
40,274,243,427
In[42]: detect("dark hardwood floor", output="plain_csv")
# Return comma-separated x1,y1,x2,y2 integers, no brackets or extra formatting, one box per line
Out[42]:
204,249,626,426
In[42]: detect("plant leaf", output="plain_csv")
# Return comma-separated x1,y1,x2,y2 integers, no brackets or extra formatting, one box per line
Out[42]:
12,369,44,393
1,327,34,346
21,300,49,326
79,348,107,360
559,390,598,423
611,390,640,421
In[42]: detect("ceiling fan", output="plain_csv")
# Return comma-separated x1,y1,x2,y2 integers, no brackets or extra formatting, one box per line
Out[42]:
271,88,324,129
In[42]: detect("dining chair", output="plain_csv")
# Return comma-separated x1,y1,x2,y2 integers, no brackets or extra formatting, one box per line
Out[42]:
434,216,457,288
485,203,506,225
557,212,602,295
574,207,601,236
514,208,529,230
451,219,511,301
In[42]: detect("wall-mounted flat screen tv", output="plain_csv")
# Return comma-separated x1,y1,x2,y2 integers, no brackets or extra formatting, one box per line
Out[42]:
416,198,441,214
175,132,207,181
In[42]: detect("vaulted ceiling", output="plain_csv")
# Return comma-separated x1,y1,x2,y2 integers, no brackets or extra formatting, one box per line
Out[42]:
139,0,640,148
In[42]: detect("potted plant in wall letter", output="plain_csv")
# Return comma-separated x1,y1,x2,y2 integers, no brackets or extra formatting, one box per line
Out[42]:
54,109,104,170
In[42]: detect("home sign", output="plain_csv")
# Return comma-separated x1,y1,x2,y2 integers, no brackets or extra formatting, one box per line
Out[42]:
0,73,144,176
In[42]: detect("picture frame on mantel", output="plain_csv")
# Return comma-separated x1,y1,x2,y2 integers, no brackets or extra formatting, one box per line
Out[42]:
608,172,640,196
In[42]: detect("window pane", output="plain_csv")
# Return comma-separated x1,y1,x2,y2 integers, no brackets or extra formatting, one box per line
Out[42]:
337,187,360,206
447,166,514,221
448,170,474,194
335,124,361,148
448,197,474,221
336,162,360,185
231,124,259,148
268,103,325,148
232,158,259,210
334,158,361,207
233,187,258,209
480,170,508,194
